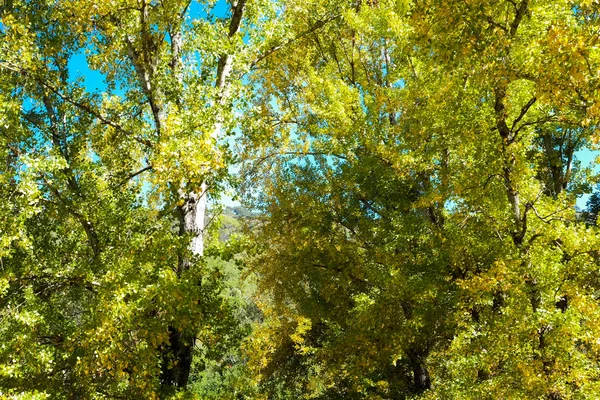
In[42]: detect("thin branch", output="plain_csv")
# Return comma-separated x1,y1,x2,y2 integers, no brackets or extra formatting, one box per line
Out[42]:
125,34,164,137
540,206,572,221
115,165,153,188
359,198,389,221
39,174,101,256
248,13,342,72
486,16,508,33
526,233,543,249
530,205,571,224
462,174,501,192
127,164,153,181
510,96,536,134
28,76,155,149
241,150,349,181
179,0,192,19
514,115,557,136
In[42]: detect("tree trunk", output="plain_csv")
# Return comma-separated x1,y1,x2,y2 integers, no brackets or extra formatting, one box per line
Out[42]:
160,1,247,392
160,327,194,389
407,347,431,393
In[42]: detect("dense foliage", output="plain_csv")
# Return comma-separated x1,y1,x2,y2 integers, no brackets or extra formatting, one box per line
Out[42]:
242,0,600,398
1,0,600,399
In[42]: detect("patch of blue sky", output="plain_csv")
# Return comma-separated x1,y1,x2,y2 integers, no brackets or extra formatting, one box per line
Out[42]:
575,147,599,209
67,51,107,93
392,78,406,89
188,0,230,21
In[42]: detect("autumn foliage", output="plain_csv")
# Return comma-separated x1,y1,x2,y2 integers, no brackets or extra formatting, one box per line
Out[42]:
1,0,600,399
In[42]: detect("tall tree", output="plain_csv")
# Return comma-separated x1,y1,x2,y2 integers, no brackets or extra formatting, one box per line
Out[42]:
0,0,280,397
242,0,600,398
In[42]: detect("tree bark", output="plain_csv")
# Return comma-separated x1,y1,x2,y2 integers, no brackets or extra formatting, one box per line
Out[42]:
160,327,194,389
178,0,248,261
160,1,247,391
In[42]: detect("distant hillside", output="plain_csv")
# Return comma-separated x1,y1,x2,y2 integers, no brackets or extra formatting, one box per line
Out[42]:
211,206,254,242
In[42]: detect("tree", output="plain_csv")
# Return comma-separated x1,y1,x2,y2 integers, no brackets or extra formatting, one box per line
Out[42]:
2,0,600,398
0,0,280,397
584,186,600,225
242,0,600,398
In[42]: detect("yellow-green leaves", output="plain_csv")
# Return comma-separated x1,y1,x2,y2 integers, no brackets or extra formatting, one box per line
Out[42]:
240,0,600,398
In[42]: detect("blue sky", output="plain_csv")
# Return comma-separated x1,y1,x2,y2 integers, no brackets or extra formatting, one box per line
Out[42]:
574,148,598,209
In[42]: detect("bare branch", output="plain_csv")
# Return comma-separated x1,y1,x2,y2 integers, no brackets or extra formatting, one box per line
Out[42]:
45,82,154,149
530,204,571,224
514,115,558,136
115,165,153,188
486,16,508,33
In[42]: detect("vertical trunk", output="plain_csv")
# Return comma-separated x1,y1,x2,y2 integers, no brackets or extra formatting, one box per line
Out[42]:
160,327,194,389
121,14,192,390
178,0,247,261
398,303,431,394
542,132,563,197
159,195,199,392
178,185,207,260
492,0,530,244
407,346,431,393
181,0,246,262
412,362,431,392
495,85,522,233
190,183,207,256
161,1,247,392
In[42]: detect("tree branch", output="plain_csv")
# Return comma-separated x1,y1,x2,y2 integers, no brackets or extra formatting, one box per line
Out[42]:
248,13,342,71
510,96,536,135
510,0,529,37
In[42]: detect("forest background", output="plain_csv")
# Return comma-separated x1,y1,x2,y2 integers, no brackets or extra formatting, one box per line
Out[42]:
1,0,600,399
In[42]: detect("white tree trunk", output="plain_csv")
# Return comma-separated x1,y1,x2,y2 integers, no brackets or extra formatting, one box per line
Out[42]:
188,0,247,257
190,182,207,256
